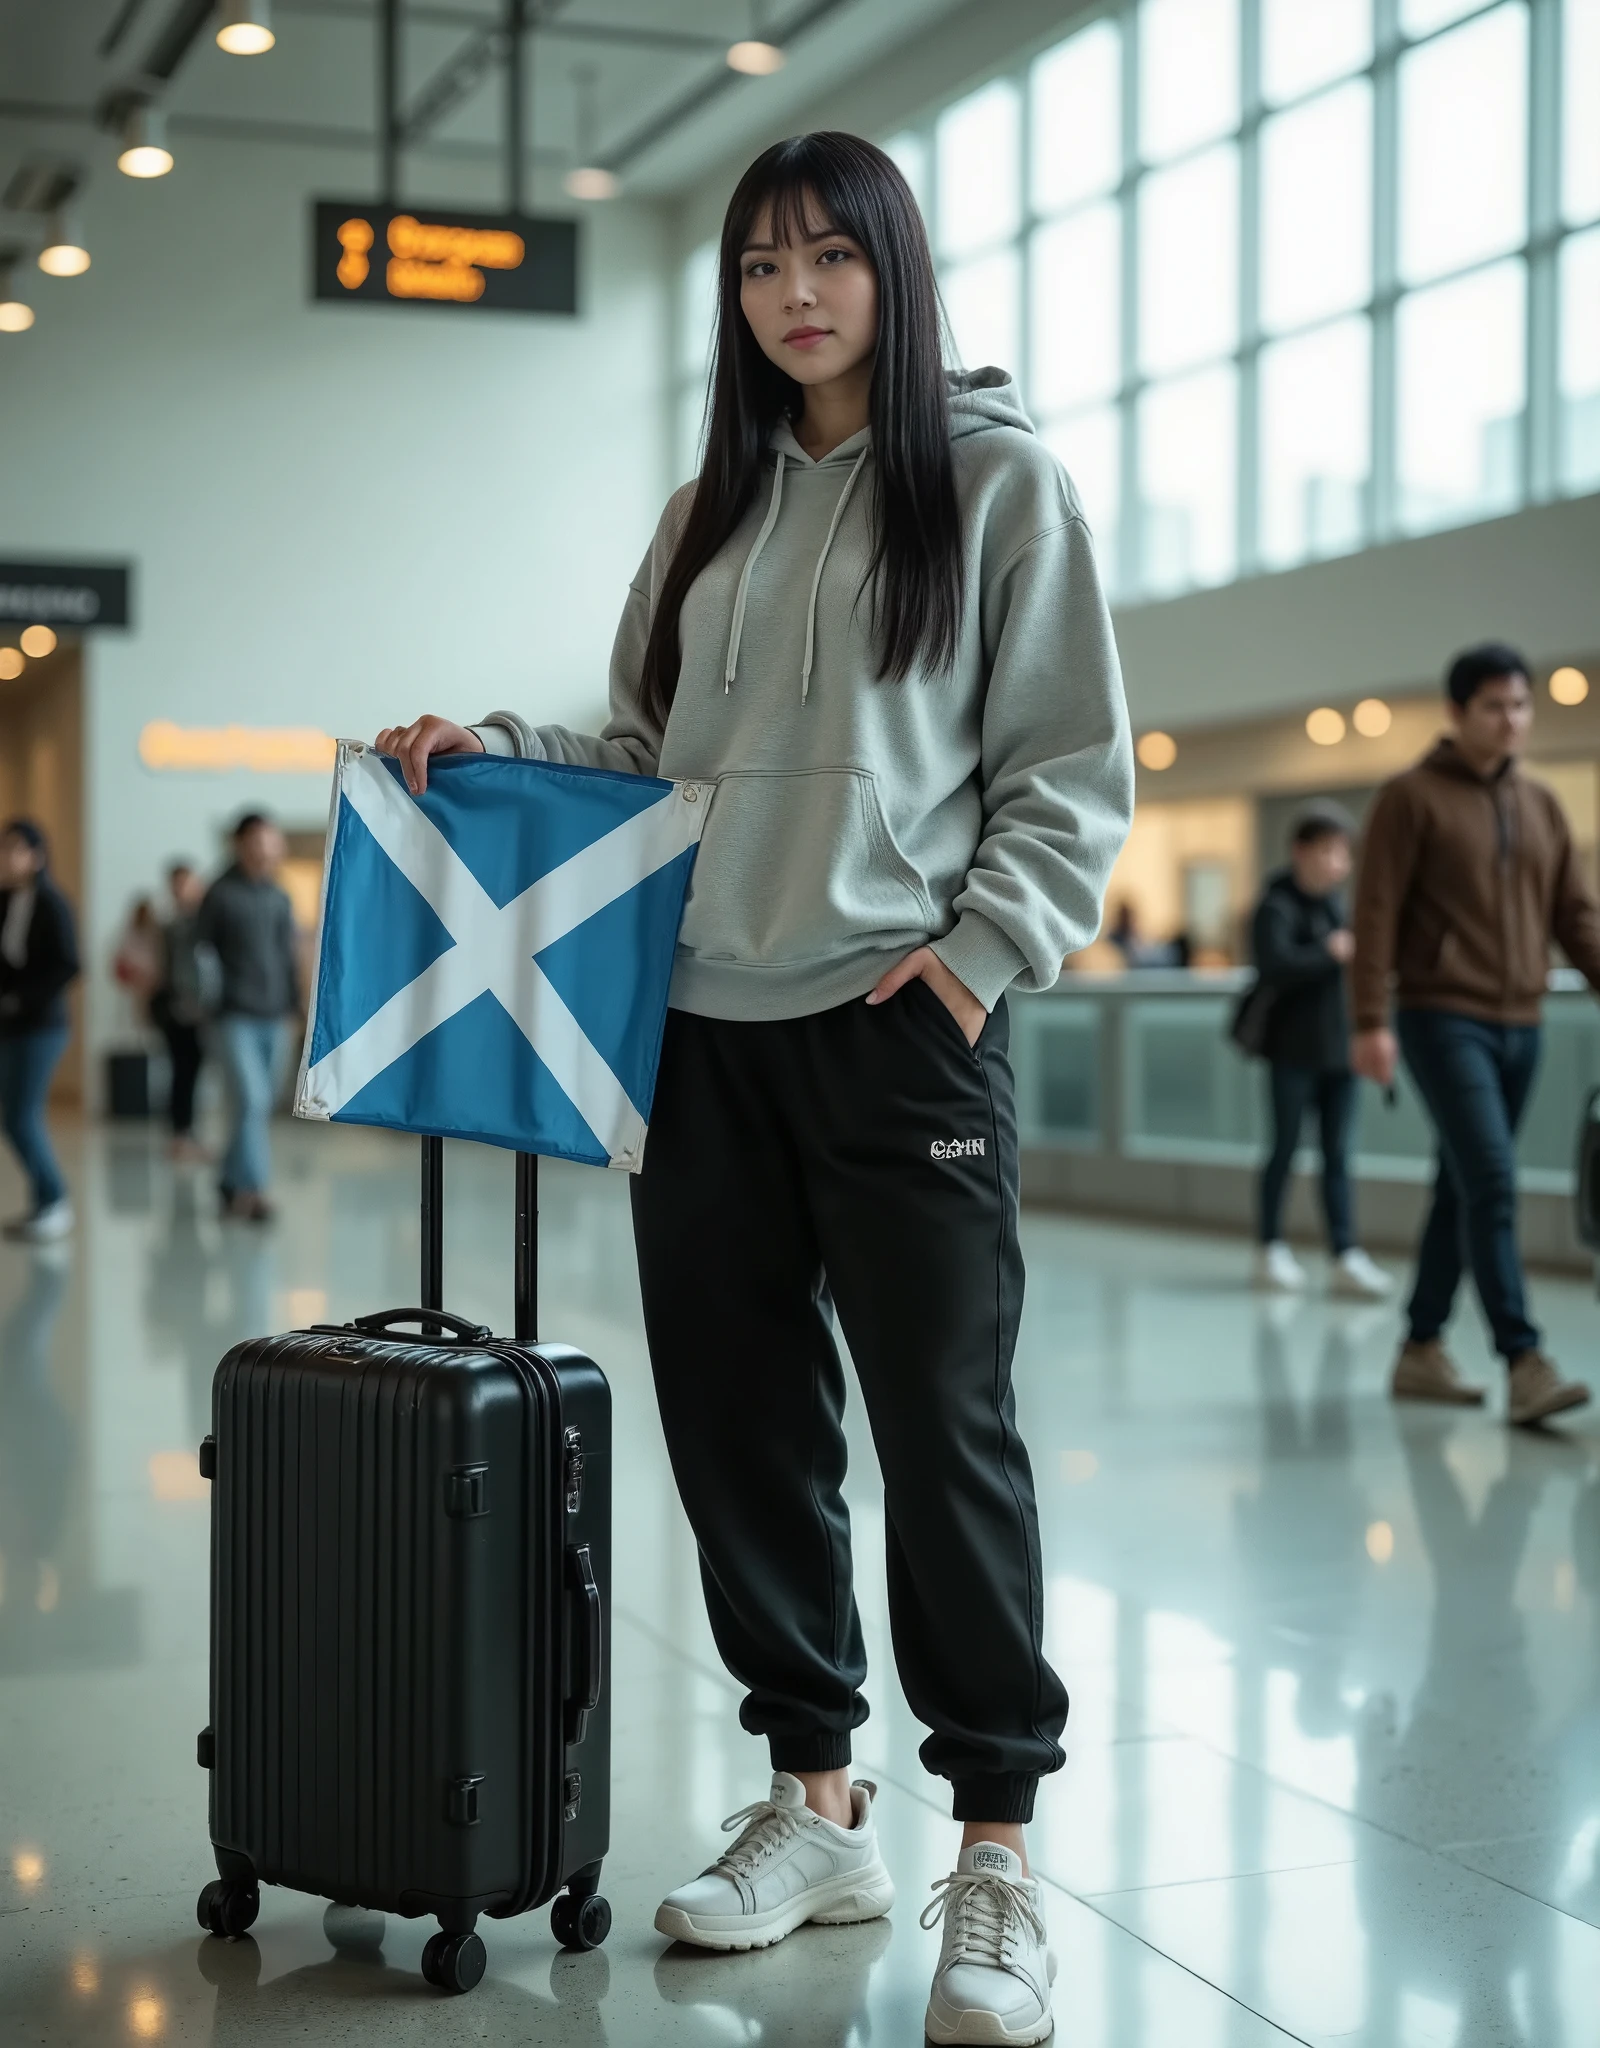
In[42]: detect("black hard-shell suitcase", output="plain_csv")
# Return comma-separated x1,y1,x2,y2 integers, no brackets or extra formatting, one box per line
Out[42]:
194,1140,611,1992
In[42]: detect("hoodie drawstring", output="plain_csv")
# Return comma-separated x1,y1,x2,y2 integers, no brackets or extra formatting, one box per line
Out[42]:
801,446,870,704
722,443,872,702
724,453,786,692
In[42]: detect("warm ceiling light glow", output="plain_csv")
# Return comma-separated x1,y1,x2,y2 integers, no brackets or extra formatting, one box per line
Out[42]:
1550,665,1589,706
69,1953,99,1996
562,166,619,201
216,0,275,54
1306,706,1346,746
1136,730,1177,770
0,649,24,680
118,104,173,178
727,38,786,74
38,240,90,278
0,301,33,332
19,625,56,658
1352,697,1391,737
12,1849,44,1888
1365,1519,1395,1564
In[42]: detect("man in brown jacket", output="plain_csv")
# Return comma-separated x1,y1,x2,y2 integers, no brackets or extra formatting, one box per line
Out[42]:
1351,642,1599,1426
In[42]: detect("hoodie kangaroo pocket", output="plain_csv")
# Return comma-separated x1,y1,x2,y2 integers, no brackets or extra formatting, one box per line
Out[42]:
679,767,935,966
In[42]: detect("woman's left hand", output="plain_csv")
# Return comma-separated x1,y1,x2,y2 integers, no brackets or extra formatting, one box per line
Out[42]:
866,946,987,1047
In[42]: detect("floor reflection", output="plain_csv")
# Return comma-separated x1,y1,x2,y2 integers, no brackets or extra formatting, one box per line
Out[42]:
4,1127,1600,2045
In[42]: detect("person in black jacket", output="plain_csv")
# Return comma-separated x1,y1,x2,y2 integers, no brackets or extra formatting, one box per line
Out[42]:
1253,806,1389,1298
0,820,80,1243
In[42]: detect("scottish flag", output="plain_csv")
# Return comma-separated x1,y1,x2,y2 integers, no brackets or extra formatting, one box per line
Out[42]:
294,741,708,1169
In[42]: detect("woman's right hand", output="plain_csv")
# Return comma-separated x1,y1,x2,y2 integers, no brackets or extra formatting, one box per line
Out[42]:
373,716,485,796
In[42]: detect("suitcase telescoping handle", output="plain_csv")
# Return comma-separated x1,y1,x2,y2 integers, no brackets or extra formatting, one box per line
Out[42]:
420,1135,538,1341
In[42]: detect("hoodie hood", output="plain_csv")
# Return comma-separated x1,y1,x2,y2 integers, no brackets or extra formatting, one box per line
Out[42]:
1423,736,1517,785
727,367,1034,698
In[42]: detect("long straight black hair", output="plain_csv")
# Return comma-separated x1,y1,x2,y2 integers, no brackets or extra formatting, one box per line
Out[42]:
639,132,963,727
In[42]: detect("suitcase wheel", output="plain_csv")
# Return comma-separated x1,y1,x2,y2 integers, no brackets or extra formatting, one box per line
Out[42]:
551,1890,612,1952
197,1879,259,1941
323,1903,386,1953
421,1928,486,1994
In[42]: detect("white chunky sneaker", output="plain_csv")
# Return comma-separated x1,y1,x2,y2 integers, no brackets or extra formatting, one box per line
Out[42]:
2,1199,74,1244
1256,1241,1306,1292
923,1843,1056,2046
654,1771,895,1952
1329,1247,1391,1299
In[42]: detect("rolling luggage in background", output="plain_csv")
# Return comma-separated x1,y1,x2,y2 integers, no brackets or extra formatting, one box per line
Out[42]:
194,1137,612,1993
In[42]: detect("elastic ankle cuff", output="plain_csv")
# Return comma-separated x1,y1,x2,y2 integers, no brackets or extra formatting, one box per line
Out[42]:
952,1774,1038,1825
770,1734,854,1774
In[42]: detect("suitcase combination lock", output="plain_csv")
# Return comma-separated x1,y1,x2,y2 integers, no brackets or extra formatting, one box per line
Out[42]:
563,1428,585,1515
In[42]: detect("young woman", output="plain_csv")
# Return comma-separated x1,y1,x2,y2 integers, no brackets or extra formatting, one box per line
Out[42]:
379,132,1131,2044
0,819,80,1243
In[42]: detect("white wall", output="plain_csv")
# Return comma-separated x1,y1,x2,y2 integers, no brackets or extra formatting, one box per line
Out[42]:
0,126,672,1077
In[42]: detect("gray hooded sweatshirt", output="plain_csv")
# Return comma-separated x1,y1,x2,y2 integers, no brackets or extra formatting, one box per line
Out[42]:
473,368,1133,1021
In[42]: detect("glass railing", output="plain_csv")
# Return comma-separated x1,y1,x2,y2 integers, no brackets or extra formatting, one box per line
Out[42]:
1011,971,1600,1190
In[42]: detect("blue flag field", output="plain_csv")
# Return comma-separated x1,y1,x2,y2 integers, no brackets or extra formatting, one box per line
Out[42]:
294,741,708,1169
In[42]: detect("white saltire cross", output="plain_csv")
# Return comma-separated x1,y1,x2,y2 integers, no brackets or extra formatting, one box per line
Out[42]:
296,744,706,1168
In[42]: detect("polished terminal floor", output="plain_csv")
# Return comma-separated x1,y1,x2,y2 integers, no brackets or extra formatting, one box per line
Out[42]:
5,1118,1600,2046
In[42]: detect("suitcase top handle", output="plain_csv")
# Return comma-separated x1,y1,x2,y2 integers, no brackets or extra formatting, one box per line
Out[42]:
347,1307,493,1344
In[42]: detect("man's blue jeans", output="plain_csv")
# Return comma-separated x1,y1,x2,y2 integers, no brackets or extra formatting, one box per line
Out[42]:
216,1015,284,1197
1398,1009,1542,1361
0,1027,71,1210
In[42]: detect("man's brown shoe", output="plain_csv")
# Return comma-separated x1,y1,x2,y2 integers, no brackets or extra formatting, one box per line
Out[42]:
1390,1339,1486,1405
1507,1352,1591,1426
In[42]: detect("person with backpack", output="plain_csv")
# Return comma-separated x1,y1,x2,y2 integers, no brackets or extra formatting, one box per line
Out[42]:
0,819,80,1243
1251,806,1390,1299
376,131,1133,2046
1352,642,1599,1425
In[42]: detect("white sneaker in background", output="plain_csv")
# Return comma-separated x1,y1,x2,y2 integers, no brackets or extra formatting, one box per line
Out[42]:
654,1771,895,1952
1256,1241,1306,1292
1330,1247,1392,1299
923,1842,1056,2045
2,1200,74,1244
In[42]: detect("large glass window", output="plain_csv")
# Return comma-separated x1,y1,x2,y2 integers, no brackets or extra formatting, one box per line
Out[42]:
1261,0,1371,105
936,81,1021,260
1139,145,1239,375
1260,81,1372,333
1031,205,1121,414
1396,260,1526,531
1560,228,1600,492
1139,366,1238,594
871,0,1593,608
1043,408,1122,590
1259,319,1371,566
943,247,1022,378
1398,5,1528,286
1139,0,1239,164
883,130,929,212
1567,0,1600,226
1031,20,1121,213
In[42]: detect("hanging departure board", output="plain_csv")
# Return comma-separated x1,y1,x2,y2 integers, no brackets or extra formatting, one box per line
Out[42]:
311,201,579,315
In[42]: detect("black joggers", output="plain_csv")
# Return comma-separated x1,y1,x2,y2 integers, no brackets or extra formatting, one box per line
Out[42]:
630,982,1068,1824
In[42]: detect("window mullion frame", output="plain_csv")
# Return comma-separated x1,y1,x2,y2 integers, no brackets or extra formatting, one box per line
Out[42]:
1118,0,1143,599
1526,0,1563,502
1238,0,1263,577
1370,0,1402,542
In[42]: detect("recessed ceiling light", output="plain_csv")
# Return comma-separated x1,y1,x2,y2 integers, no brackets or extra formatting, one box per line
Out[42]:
727,39,786,75
563,166,619,201
1306,707,1346,746
1550,665,1589,705
20,625,57,658
1352,697,1391,737
1136,730,1177,770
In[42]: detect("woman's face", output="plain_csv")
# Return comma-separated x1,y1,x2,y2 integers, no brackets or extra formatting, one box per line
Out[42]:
738,197,879,392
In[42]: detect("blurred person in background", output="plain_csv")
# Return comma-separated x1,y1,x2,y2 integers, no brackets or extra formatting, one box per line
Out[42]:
197,814,297,1223
152,861,210,1162
1252,806,1390,1299
1352,643,1600,1425
112,895,163,1009
0,820,80,1243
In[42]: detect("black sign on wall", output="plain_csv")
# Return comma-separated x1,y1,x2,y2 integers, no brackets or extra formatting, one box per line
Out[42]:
0,562,131,629
312,202,579,316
